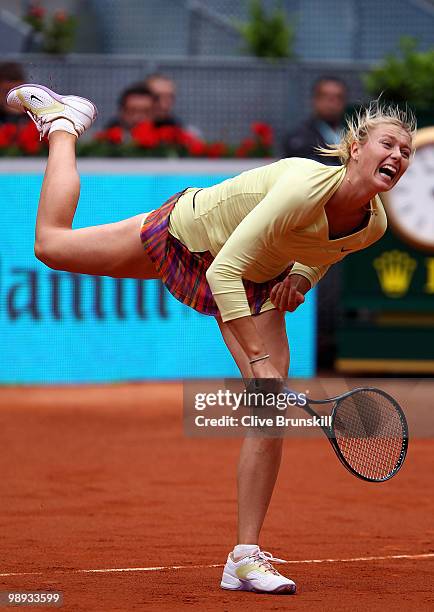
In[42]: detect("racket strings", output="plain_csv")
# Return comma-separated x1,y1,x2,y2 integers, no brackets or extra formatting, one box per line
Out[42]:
333,391,406,481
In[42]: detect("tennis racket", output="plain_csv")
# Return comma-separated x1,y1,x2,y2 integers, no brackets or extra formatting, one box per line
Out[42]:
287,386,408,482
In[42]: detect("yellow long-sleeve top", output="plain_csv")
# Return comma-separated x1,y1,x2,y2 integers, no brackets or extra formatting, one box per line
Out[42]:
168,158,387,322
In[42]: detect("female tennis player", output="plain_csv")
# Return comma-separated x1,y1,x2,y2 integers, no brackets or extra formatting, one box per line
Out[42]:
7,84,415,595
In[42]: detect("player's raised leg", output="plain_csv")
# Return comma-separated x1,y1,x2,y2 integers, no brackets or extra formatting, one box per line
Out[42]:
6,84,157,280
217,309,296,594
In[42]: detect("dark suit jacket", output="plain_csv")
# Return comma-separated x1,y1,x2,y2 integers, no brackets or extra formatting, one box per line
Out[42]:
104,116,183,130
283,117,341,166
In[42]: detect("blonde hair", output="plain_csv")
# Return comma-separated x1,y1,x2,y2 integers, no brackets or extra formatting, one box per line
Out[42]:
317,99,417,165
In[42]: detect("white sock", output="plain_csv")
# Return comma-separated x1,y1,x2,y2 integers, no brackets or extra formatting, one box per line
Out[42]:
48,118,77,138
233,544,259,561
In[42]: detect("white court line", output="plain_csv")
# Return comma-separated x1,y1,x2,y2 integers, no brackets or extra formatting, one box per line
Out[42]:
1,552,434,578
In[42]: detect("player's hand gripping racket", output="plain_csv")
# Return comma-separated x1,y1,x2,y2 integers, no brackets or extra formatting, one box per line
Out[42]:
287,386,408,482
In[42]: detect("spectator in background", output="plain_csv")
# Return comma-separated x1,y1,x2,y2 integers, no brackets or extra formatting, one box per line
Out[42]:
144,73,181,128
106,84,156,130
0,62,27,125
284,77,348,165
144,73,203,138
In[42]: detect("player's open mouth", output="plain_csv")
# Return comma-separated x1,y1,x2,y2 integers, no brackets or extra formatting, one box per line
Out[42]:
377,164,398,182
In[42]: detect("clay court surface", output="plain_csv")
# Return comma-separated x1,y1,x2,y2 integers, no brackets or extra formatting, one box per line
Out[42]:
0,381,433,611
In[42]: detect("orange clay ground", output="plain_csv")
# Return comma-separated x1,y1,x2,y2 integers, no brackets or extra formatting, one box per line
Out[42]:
0,382,433,611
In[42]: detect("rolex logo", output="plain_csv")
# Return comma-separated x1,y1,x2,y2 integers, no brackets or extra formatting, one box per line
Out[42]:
373,250,417,298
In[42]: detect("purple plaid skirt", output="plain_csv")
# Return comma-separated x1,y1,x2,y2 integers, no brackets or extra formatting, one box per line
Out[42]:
140,190,290,317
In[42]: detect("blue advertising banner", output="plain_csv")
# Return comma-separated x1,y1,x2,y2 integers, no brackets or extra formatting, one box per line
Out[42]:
0,162,316,382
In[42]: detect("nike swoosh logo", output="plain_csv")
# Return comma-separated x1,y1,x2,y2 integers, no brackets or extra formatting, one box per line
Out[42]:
30,94,43,104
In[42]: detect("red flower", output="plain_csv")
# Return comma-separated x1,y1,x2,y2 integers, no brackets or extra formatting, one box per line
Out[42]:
251,122,273,147
28,4,45,19
178,130,193,145
95,130,107,142
157,126,180,144
106,126,123,144
178,130,207,156
81,119,273,159
206,142,228,158
0,124,18,148
131,121,160,148
94,127,123,144
54,9,68,22
187,139,207,156
16,122,41,154
235,138,256,158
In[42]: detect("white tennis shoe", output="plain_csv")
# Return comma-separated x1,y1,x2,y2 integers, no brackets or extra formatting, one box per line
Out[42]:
6,83,97,139
220,546,296,594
